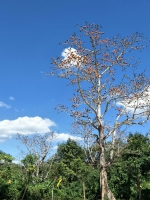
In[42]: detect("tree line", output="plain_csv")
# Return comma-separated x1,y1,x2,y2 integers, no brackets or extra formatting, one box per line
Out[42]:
0,132,150,199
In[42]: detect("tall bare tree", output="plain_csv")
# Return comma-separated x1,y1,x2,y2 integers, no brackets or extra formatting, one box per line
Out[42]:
50,23,150,199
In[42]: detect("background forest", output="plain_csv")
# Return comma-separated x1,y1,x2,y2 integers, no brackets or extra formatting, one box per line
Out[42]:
0,132,150,200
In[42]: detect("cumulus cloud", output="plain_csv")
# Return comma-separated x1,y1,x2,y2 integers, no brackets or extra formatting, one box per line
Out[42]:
0,116,56,142
54,133,83,141
46,133,83,151
61,47,78,59
0,102,11,109
61,47,81,67
117,86,150,115
9,96,15,100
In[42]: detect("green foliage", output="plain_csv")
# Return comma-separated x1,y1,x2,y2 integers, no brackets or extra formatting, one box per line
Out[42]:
0,162,24,199
21,154,38,166
50,138,100,200
108,133,150,200
56,138,85,162
0,133,150,199
0,150,13,163
50,139,87,198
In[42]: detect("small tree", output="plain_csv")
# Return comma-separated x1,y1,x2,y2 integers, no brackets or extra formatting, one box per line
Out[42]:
17,132,55,183
53,139,95,200
50,23,150,199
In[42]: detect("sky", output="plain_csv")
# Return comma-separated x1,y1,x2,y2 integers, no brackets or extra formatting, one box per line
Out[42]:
0,0,150,159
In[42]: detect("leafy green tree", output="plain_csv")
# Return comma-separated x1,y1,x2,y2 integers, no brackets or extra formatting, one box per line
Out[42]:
0,150,13,164
0,151,24,199
51,139,100,200
56,138,85,163
108,133,150,200
51,139,85,199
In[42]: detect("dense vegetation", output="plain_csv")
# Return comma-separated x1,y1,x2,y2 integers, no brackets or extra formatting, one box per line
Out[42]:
0,132,150,200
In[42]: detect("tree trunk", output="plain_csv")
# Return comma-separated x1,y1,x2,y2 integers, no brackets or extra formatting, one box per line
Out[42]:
83,180,86,200
21,185,28,200
137,179,141,200
52,184,54,200
100,167,116,200
99,125,116,200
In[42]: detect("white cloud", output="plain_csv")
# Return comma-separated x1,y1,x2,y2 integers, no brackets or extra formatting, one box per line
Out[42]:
52,145,58,150
0,102,11,109
12,160,22,165
46,133,83,151
54,133,83,141
62,47,78,59
9,96,15,101
0,139,5,143
61,47,81,67
117,86,150,115
0,116,56,141
14,108,24,112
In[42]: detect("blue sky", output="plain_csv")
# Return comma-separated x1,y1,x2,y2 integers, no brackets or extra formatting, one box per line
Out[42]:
0,0,150,158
